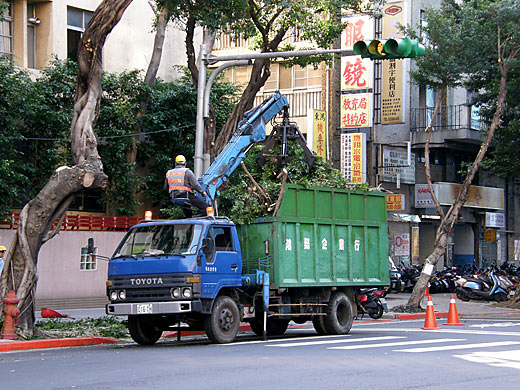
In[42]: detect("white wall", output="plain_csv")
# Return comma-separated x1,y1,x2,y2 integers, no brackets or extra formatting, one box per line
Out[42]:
0,230,125,303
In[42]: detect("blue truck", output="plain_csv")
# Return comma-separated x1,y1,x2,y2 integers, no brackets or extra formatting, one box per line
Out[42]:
104,93,389,345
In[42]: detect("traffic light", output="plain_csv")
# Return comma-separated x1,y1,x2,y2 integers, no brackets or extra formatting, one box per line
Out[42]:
353,38,425,60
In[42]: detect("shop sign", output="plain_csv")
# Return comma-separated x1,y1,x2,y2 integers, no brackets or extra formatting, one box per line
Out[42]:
386,194,405,210
394,233,410,256
483,228,497,243
340,93,371,128
340,132,366,184
382,147,415,184
415,183,504,210
485,212,505,228
312,110,327,159
415,184,436,208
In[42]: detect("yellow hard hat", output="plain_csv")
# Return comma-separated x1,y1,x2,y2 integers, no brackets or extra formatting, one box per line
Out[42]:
175,155,186,164
0,245,6,251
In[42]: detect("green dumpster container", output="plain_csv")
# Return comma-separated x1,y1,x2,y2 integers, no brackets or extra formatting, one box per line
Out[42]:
237,184,389,288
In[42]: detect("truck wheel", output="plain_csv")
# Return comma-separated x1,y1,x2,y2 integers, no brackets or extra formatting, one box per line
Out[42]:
312,316,328,335
324,292,353,335
204,296,240,344
249,318,290,336
128,315,162,345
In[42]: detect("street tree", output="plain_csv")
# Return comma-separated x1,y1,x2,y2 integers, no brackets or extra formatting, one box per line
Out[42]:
160,0,374,159
0,0,133,337
405,0,520,308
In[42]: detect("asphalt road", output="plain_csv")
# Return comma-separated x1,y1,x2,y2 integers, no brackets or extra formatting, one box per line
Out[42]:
2,318,520,390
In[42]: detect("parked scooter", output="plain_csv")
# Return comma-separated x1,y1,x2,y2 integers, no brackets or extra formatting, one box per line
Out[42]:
456,270,508,302
388,257,403,293
357,288,389,319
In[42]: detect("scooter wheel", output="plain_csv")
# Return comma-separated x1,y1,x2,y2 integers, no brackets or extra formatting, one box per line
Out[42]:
494,292,508,302
368,304,384,319
456,289,471,302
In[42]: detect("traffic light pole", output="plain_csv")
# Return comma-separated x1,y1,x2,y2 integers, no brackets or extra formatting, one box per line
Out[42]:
194,46,354,178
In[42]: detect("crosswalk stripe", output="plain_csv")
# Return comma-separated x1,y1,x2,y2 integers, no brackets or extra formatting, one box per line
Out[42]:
454,350,520,370
328,338,463,350
267,336,404,348
395,341,520,353
217,333,347,346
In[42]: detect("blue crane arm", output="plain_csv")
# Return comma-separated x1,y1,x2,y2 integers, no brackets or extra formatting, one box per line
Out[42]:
199,91,289,204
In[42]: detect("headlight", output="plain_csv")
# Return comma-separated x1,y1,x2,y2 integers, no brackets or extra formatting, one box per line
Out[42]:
118,290,126,300
171,288,181,298
182,288,192,298
110,290,118,301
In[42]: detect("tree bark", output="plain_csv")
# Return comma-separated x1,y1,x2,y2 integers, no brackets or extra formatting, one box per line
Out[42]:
0,0,132,337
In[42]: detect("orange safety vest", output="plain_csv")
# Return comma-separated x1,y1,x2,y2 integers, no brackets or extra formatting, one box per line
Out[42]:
166,168,192,193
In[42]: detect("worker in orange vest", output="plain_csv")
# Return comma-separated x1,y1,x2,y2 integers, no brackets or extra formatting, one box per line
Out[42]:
165,155,209,217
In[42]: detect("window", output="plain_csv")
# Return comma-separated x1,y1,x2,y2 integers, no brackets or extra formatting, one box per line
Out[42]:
67,7,93,61
0,2,13,56
206,226,234,265
80,246,97,271
27,4,36,68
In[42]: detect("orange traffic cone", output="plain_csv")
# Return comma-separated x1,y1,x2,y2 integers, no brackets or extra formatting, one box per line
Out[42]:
443,294,464,326
424,284,430,296
421,296,440,330
41,307,73,319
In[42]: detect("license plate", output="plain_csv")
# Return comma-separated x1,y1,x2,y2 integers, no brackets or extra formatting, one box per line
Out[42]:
137,304,153,314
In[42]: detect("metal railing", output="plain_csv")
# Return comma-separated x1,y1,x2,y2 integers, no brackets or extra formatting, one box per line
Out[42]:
254,89,322,118
410,104,483,132
0,212,140,231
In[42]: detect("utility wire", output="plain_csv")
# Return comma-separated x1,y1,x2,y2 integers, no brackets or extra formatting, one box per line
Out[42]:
3,123,195,142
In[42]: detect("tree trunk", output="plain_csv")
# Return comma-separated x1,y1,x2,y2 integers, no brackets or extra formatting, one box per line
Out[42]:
407,61,510,308
214,57,271,155
0,0,132,337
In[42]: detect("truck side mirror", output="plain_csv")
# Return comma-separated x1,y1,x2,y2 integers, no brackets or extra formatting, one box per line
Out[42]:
87,237,95,254
202,238,214,255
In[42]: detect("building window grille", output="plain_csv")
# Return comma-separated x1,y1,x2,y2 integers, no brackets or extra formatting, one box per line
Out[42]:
67,7,93,61
80,246,97,271
0,2,13,56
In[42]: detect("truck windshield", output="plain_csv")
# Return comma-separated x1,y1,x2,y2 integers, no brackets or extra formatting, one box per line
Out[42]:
114,224,203,257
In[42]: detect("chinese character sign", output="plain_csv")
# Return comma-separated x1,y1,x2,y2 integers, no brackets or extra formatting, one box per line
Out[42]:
341,57,372,90
386,194,405,210
381,2,405,124
341,16,373,49
340,93,371,128
340,133,366,184
312,110,327,159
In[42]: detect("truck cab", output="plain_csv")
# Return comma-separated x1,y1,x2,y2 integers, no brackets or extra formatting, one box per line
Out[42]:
106,217,246,344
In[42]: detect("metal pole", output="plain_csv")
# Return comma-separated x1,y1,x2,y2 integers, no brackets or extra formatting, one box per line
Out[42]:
194,44,208,178
206,48,354,64
203,60,252,119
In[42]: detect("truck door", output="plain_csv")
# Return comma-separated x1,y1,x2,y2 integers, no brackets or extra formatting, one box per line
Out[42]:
201,226,242,298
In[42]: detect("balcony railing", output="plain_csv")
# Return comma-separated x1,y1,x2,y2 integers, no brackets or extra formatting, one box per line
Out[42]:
410,104,484,132
254,89,322,118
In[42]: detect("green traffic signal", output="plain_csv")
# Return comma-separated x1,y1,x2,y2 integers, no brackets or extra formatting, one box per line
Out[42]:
353,38,425,60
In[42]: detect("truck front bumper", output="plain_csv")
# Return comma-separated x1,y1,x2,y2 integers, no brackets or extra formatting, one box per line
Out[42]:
106,300,202,316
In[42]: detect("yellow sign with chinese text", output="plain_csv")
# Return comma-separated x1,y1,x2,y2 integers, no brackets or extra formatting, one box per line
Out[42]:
340,93,371,128
312,110,327,159
386,194,405,210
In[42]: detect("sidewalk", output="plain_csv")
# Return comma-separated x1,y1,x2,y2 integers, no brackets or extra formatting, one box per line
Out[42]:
1,292,519,353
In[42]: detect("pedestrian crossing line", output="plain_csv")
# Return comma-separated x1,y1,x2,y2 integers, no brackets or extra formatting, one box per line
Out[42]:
267,336,404,348
328,338,463,350
453,350,520,370
395,341,520,353
353,327,520,337
218,333,348,346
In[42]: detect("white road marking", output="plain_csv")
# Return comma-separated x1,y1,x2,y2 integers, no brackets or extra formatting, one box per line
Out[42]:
470,322,520,329
217,334,347,346
328,338,463,350
395,341,520,353
453,350,520,370
267,336,404,348
353,327,520,337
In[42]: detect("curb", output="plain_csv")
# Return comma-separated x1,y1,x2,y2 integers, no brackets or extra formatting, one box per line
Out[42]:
0,336,118,352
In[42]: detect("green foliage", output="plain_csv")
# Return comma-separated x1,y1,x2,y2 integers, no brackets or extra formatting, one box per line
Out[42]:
35,317,128,339
217,143,377,224
139,70,239,215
